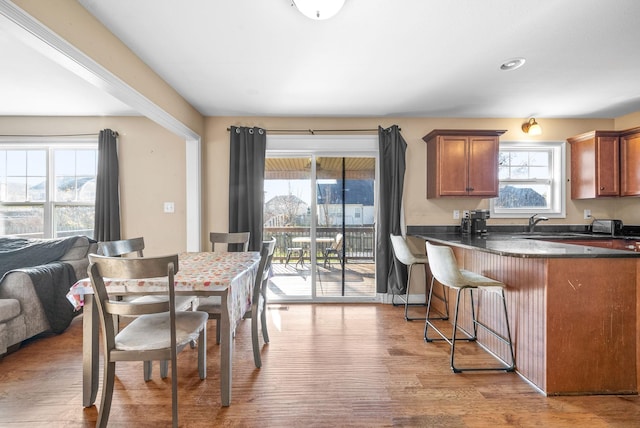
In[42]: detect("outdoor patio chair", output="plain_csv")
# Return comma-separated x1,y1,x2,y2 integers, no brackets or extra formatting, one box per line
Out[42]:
284,233,305,267
323,233,344,268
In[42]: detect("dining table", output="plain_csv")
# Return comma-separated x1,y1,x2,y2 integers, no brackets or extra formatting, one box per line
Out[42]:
67,251,261,407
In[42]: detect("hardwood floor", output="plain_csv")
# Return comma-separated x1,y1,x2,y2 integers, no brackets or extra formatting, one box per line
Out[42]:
1,303,639,427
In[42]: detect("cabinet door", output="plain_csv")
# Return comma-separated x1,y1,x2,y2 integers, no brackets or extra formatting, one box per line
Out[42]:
596,136,620,196
437,136,469,196
570,136,597,199
621,132,640,196
468,136,499,196
569,133,619,199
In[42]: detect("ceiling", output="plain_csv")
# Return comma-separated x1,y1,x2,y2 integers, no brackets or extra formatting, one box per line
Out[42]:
3,0,640,119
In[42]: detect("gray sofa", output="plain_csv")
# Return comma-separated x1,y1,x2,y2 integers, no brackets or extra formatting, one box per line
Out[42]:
0,235,96,355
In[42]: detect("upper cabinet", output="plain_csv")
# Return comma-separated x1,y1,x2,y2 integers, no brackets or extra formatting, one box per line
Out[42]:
567,127,640,199
567,130,620,199
620,128,640,197
423,129,506,198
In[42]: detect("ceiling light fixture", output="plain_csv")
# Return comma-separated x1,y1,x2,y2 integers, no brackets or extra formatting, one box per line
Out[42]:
292,0,346,20
522,118,542,135
500,58,526,71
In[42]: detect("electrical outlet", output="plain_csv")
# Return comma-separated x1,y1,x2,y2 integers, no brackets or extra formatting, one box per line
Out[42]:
584,209,591,219
463,210,470,218
453,210,460,220
164,202,175,213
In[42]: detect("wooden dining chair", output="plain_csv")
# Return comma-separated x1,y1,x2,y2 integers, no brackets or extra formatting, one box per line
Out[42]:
87,253,208,428
196,239,274,368
98,237,197,380
244,238,276,367
195,232,251,344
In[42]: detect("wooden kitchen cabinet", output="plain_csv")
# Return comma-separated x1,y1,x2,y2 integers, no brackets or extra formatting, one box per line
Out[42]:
568,126,640,199
567,130,620,199
620,127,640,196
423,129,506,198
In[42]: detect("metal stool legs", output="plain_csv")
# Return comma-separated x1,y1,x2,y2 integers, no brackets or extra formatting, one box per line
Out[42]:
391,261,427,321
424,281,516,373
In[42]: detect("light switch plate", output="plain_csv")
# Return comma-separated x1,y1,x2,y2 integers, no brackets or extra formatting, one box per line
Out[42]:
164,202,175,213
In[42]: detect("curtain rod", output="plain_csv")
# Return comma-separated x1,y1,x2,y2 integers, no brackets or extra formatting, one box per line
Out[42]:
0,132,113,137
226,127,399,135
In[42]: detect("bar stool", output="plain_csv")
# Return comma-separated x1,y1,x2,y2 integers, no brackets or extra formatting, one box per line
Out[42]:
390,234,448,321
423,242,515,373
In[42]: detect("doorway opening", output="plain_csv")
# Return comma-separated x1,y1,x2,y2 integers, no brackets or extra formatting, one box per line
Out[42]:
263,135,377,303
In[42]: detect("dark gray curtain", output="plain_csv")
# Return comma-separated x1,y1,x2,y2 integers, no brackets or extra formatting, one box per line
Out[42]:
229,126,266,252
376,125,407,294
93,129,120,242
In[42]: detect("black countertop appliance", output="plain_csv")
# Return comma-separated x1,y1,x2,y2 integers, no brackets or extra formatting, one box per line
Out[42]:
470,209,490,234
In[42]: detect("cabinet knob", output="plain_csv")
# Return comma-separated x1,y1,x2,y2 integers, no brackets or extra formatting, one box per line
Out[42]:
600,186,605,190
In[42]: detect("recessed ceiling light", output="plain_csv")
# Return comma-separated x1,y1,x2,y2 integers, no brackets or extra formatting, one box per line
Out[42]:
500,58,526,71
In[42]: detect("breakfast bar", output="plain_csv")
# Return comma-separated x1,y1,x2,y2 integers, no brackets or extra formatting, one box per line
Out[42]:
412,231,640,396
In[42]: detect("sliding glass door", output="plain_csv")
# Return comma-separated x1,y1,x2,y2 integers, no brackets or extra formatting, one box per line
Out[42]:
263,135,377,303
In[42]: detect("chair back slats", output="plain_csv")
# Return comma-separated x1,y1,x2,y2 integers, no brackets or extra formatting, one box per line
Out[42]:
89,253,178,279
209,232,250,252
98,237,145,257
88,254,179,324
262,238,277,282
105,299,170,316
252,239,276,304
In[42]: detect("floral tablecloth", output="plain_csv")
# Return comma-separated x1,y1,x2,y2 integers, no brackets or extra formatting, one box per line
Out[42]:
67,251,261,330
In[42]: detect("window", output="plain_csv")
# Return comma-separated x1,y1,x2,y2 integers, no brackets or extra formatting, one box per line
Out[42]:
0,139,98,238
490,141,566,218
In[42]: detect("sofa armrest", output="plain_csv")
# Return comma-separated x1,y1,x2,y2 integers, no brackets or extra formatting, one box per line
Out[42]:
59,236,93,261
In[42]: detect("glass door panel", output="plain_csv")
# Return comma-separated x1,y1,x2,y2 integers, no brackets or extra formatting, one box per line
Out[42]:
264,154,376,302
315,157,375,299
263,157,312,300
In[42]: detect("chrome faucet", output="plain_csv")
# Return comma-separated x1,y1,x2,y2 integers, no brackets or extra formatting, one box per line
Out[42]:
528,214,549,232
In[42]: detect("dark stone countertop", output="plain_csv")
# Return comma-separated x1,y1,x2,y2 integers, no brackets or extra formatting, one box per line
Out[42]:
408,229,640,259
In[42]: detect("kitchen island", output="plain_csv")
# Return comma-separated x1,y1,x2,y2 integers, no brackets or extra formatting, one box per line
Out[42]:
412,232,640,396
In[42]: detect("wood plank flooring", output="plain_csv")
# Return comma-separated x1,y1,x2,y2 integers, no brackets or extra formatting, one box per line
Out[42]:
1,303,639,427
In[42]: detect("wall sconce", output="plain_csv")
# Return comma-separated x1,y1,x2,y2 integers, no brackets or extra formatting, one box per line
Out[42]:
293,0,346,20
522,118,542,135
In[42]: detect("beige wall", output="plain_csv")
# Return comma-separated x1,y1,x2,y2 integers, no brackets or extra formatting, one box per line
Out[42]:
0,116,186,256
204,116,640,243
615,111,640,130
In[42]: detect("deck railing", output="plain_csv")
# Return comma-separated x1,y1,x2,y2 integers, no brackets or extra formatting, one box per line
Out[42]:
263,226,375,263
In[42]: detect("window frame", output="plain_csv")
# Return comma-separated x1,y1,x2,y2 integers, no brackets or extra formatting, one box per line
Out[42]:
0,137,98,238
490,141,566,219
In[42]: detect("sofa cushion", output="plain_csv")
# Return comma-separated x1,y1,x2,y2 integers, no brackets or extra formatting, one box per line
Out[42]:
0,299,21,323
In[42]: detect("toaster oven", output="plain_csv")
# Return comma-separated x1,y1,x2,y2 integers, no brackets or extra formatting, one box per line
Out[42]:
591,219,623,236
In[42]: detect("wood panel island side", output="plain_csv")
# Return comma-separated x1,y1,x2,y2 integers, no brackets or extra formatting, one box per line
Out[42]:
414,233,640,396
